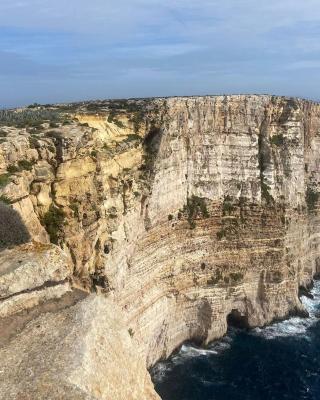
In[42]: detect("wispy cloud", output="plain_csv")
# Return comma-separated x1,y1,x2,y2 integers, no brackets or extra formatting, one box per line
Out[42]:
0,0,320,106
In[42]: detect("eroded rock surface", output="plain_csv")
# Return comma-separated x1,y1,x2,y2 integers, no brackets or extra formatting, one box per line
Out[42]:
0,95,320,399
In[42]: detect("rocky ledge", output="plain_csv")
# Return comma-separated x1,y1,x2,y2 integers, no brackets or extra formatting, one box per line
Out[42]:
0,95,320,399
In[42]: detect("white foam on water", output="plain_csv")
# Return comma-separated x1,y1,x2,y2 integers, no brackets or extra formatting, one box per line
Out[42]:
151,361,174,382
252,280,320,340
179,344,218,357
152,280,320,382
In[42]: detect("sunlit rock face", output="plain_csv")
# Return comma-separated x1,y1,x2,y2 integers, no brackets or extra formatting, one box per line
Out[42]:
0,95,320,399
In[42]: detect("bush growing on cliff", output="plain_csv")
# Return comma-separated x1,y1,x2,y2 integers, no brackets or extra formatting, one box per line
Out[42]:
18,159,36,172
41,205,66,245
0,173,10,188
107,112,125,128
124,134,142,143
216,229,226,241
306,187,319,211
270,134,284,147
182,195,209,229
7,165,19,174
261,182,274,205
222,196,234,215
0,201,30,250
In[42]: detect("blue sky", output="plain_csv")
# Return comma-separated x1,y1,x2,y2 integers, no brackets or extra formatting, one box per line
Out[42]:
1,0,320,107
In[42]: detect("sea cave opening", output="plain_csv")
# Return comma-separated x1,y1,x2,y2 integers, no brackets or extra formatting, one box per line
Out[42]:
227,309,249,329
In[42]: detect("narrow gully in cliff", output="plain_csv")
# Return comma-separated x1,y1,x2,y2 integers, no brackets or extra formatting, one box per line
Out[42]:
151,280,320,400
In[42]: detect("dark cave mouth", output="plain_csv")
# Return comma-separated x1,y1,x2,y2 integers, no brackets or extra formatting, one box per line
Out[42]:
227,309,250,329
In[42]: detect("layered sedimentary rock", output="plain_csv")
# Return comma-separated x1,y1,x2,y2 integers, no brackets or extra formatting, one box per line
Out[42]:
0,95,320,399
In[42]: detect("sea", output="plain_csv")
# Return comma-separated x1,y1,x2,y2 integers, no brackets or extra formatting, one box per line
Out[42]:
151,280,320,400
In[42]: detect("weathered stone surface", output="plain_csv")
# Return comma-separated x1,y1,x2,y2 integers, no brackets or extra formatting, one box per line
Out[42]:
0,243,72,299
0,295,159,400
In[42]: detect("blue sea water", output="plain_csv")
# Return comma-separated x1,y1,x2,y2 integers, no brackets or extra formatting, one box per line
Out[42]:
151,281,320,400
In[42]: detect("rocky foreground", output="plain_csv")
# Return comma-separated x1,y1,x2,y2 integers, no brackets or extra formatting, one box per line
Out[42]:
0,95,320,399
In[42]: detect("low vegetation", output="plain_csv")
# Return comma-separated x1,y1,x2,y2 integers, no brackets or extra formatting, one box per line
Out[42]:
41,204,66,244
270,134,284,146
18,159,36,171
181,195,209,229
0,108,62,128
261,182,274,204
0,174,10,188
306,186,319,211
107,112,126,128
222,196,234,215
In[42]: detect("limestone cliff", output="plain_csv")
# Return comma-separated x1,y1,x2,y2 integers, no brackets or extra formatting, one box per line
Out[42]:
0,95,320,399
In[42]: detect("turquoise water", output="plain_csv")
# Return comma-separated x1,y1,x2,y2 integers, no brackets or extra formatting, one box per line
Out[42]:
151,281,320,400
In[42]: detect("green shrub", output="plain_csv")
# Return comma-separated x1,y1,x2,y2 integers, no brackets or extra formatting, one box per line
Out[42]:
125,134,142,143
270,134,284,146
114,119,125,129
207,270,223,285
91,150,97,158
216,229,225,240
49,121,59,128
261,182,274,204
0,174,10,188
18,159,35,172
182,195,209,228
306,187,319,211
28,136,40,149
69,202,79,218
222,196,234,215
168,214,173,221
0,108,62,128
130,111,145,133
0,130,7,137
230,272,244,283
7,165,19,174
107,113,115,123
128,328,134,337
41,205,66,244
0,195,11,204
0,201,30,250
107,112,125,128
46,130,63,139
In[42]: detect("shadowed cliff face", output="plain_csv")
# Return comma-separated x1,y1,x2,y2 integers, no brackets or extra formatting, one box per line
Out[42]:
0,95,320,399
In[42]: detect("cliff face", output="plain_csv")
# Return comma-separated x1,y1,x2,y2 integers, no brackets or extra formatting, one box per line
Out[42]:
0,95,320,399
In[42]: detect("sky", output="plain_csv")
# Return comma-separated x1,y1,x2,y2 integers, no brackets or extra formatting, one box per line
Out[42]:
1,0,320,107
